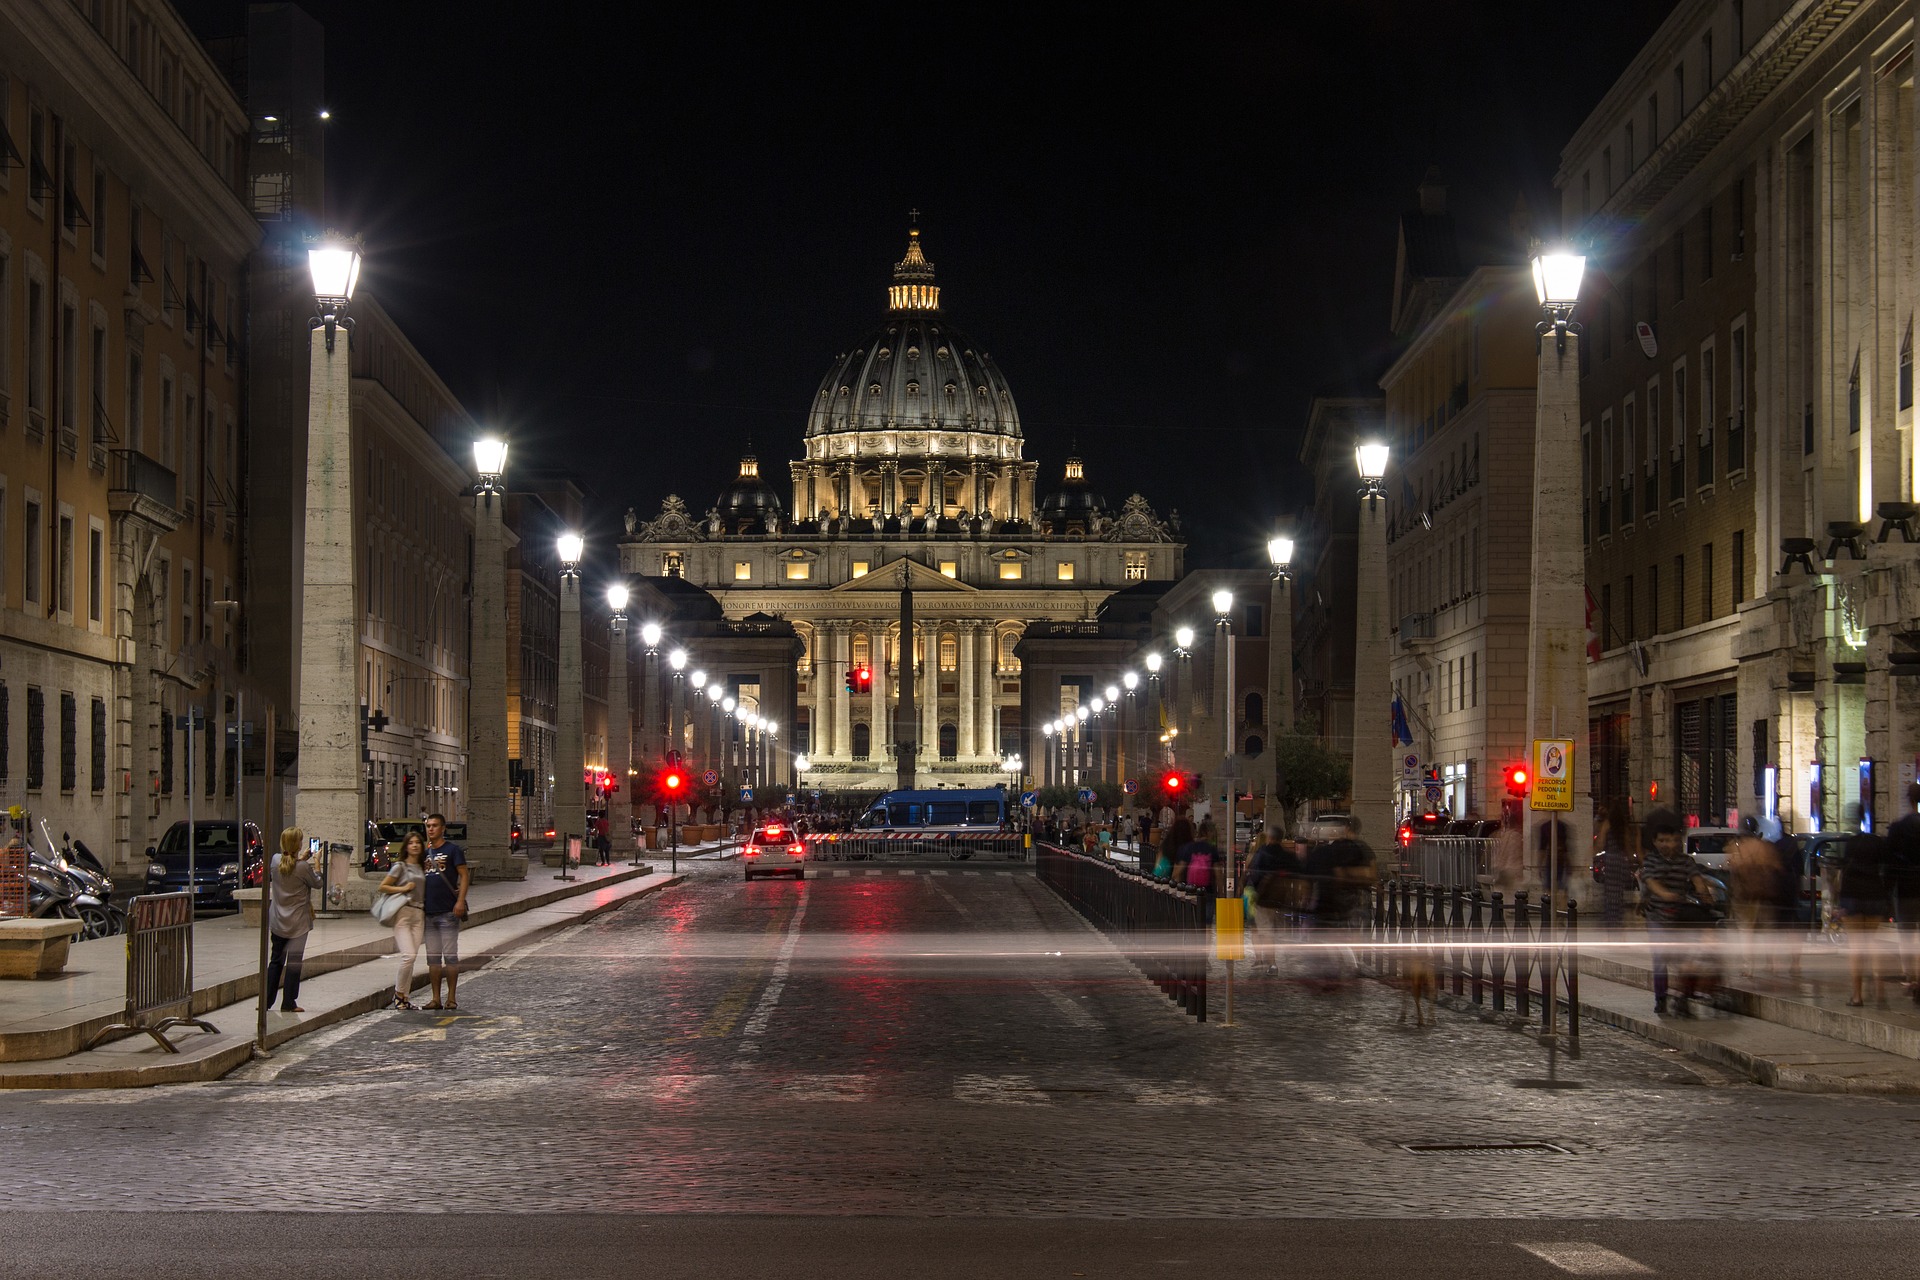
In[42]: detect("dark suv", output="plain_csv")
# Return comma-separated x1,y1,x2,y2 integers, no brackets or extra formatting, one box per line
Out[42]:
145,820,267,911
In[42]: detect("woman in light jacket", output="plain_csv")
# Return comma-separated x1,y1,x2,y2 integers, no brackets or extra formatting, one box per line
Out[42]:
266,827,322,1014
378,831,428,1010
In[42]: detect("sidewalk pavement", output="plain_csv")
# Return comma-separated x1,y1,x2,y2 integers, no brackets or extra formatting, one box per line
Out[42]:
0,847,708,1088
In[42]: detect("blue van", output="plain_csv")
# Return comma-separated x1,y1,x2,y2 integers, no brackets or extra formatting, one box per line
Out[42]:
859,788,1008,831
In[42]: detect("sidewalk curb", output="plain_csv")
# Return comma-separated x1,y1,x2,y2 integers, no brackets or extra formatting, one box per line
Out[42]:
0,873,685,1089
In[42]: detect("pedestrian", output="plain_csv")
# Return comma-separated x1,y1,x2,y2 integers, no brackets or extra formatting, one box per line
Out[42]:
1246,825,1303,973
593,825,612,866
1839,831,1895,1007
420,811,470,1011
1490,801,1525,893
1594,796,1636,929
1181,817,1222,893
1301,815,1377,989
1639,808,1712,1017
266,827,321,1015
377,831,428,1009
1887,783,1920,1002
1155,812,1194,881
1726,818,1783,978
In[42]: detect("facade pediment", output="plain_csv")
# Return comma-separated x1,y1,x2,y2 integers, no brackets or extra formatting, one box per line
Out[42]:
826,557,978,594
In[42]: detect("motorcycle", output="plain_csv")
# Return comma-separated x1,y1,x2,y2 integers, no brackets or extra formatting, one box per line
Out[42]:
33,821,120,940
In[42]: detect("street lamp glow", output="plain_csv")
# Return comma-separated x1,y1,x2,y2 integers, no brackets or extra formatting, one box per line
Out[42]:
764,720,777,736
473,437,508,482
1212,588,1234,617
640,621,662,648
722,696,736,713
1123,671,1139,691
1105,685,1119,702
706,684,722,703
606,583,629,614
557,532,584,568
668,648,687,671
1268,536,1294,571
1042,723,1055,738
1531,250,1586,310
1089,696,1106,714
1145,652,1163,674
1076,706,1090,722
690,669,707,690
1174,626,1195,651
1356,442,1390,482
306,237,361,308
794,755,810,772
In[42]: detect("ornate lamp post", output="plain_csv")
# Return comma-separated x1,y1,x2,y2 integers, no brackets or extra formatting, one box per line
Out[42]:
668,648,687,763
606,583,633,856
689,669,708,767
1172,626,1195,768
555,532,587,859
1089,695,1107,785
294,235,370,907
1041,721,1055,789
1353,441,1393,850
1213,588,1237,852
467,435,516,878
1266,535,1294,829
1144,652,1163,770
639,621,663,762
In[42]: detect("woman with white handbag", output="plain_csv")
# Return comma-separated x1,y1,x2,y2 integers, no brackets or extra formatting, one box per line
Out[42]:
374,831,428,1010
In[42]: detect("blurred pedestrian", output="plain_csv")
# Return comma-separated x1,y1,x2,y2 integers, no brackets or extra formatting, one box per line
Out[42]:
266,827,321,1015
1888,783,1920,1003
593,826,613,866
1640,808,1710,1017
1182,817,1222,893
377,831,428,1009
1156,812,1194,881
1491,801,1524,893
1726,818,1785,978
1246,825,1303,973
1839,831,1895,1007
1301,815,1376,989
421,812,470,1012
1594,796,1636,929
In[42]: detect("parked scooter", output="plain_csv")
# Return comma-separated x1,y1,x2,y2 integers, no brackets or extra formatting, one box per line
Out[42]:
32,821,120,939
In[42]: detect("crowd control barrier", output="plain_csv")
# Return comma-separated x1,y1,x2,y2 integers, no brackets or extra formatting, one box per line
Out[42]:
84,891,218,1052
802,831,1029,863
1363,879,1580,1049
1035,841,1208,1021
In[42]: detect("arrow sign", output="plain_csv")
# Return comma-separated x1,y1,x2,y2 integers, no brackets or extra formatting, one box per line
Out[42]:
1019,791,1037,808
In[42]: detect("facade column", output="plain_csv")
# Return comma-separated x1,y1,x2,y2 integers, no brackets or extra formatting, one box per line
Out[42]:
879,461,896,520
957,619,977,759
833,625,853,763
871,625,890,761
555,566,587,851
980,628,998,761
922,626,940,763
996,464,1013,519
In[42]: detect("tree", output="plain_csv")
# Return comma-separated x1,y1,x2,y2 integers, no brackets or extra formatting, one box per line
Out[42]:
1270,716,1350,825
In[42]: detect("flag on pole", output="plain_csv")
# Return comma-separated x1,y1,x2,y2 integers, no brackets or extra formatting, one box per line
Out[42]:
1390,693,1413,746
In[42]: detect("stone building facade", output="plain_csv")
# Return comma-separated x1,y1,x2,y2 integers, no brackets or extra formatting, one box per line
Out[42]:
621,227,1184,793
0,0,255,873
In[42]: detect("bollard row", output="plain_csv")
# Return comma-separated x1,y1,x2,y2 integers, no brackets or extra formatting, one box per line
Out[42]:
1034,841,1208,1022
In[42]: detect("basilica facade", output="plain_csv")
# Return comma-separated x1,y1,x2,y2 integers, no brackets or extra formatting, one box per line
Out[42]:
619,228,1184,791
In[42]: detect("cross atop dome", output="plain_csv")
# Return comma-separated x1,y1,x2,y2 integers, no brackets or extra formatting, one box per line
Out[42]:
889,219,940,312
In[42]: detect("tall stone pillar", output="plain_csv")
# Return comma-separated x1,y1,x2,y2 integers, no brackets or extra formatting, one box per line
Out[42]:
833,625,853,763
606,613,633,851
958,620,977,759
872,626,890,760
1352,488,1393,854
979,628,998,761
555,565,587,850
295,322,369,908
640,645,659,760
879,461,897,519
923,627,941,762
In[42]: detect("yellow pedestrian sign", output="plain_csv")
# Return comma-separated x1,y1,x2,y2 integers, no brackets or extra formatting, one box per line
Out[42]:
1532,738,1575,811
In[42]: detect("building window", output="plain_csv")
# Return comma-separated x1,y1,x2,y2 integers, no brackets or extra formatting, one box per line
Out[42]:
1674,554,1687,630
23,497,40,606
852,635,870,668
1245,691,1264,725
940,637,957,671
26,278,45,416
999,562,1024,581
852,722,870,760
57,513,73,615
90,696,105,793
662,552,683,579
1244,603,1263,637
1849,353,1862,433
1732,532,1746,607
1697,344,1715,487
938,722,957,760
938,560,957,578
784,561,811,581
1703,542,1715,621
26,686,43,791
1124,552,1147,581
1056,562,1075,581
734,561,752,581
1730,323,1749,470
59,690,75,790
851,560,869,578
87,524,102,623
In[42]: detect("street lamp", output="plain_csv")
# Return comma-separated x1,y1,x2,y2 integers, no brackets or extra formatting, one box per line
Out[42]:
554,532,587,860
465,435,515,879
1352,441,1392,852
1041,721,1055,789
667,647,687,764
1214,587,1237,856
606,582,634,858
1531,248,1586,352
294,232,369,907
1266,533,1295,829
637,619,663,765
1174,626,1195,654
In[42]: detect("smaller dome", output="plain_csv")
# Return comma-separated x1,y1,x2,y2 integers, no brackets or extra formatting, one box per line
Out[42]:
716,453,783,529
1039,456,1107,526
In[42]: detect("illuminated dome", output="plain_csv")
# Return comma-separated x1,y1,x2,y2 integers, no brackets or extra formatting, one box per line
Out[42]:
804,226,1023,451
1038,456,1108,530
715,453,782,532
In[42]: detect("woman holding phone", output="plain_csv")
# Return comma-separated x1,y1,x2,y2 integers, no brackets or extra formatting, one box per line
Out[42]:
266,827,321,1014
377,831,428,1009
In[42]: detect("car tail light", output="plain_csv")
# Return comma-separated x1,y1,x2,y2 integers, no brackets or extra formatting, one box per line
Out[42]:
745,846,760,857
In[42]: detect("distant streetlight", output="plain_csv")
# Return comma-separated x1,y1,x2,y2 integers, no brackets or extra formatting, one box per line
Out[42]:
467,433,514,877
605,580,633,856
554,532,587,855
1266,532,1295,828
1352,441,1392,852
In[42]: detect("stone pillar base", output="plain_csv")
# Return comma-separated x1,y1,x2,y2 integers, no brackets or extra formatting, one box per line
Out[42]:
469,847,529,881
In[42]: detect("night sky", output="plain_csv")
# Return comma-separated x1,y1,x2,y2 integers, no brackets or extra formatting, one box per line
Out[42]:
182,0,1675,566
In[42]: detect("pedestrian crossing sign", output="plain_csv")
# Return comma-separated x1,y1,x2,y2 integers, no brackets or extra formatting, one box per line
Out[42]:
1531,738,1575,812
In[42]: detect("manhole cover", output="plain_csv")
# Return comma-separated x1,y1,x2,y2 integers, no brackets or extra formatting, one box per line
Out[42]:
1400,1142,1573,1156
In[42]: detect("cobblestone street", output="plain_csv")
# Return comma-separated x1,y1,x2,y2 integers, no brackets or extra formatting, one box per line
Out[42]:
5,862,1920,1225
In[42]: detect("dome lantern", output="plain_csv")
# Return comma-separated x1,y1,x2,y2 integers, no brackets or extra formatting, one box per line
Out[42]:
888,224,940,312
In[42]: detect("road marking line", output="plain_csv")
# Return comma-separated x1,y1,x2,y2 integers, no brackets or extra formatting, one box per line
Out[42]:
953,1072,1049,1105
224,1013,391,1083
963,870,981,876
784,1072,868,1101
832,869,850,877
738,888,810,1052
930,869,949,876
1516,1243,1654,1275
699,912,790,1040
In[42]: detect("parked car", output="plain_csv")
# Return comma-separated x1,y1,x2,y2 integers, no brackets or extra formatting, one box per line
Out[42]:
145,820,267,911
369,818,469,869
1795,831,1854,938
1683,827,1743,871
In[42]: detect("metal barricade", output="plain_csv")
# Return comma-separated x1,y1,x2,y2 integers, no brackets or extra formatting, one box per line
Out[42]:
1034,841,1208,1021
0,841,25,917
83,891,218,1052
1405,836,1494,886
802,831,1030,863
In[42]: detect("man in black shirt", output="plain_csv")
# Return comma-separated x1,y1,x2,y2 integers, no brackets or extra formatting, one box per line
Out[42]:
421,812,470,1011
1888,783,1920,1002
1246,827,1303,973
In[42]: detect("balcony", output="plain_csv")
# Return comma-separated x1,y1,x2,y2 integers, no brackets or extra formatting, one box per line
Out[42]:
108,449,180,529
1398,612,1435,651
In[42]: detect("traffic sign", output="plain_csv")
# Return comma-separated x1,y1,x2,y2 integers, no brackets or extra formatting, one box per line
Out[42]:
1122,778,1139,795
1424,784,1443,805
738,785,755,803
1022,774,1034,788
1077,787,1096,805
1019,790,1037,808
702,769,719,786
1531,738,1575,812
1401,752,1420,779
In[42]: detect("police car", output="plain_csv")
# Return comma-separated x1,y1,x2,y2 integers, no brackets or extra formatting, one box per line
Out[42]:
743,821,806,881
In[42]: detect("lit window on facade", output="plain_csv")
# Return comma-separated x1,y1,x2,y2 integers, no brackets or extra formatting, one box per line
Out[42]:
662,552,684,579
1125,552,1147,581
940,637,957,671
999,562,1024,580
1056,562,1075,581
785,561,811,581
851,560,869,578
939,560,957,577
734,561,752,581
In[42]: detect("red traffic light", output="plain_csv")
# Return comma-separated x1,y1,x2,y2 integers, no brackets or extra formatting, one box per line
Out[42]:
662,770,684,793
1505,765,1530,797
1161,771,1185,793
